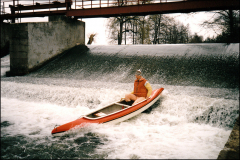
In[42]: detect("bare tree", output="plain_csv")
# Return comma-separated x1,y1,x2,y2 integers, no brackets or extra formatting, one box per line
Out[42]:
202,10,239,43
189,33,203,43
149,14,162,44
107,16,139,45
107,13,194,45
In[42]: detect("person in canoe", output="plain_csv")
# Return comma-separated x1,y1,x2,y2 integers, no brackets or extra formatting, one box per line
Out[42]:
125,69,152,106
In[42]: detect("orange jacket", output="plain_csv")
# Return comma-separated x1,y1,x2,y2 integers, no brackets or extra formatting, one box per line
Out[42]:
134,78,148,97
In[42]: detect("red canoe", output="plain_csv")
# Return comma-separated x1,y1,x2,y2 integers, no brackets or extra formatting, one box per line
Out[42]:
51,88,164,136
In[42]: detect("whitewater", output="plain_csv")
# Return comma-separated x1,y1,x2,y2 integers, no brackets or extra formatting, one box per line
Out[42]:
1,44,239,159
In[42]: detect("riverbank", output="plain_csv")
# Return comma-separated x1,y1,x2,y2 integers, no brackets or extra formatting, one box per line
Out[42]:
217,116,239,159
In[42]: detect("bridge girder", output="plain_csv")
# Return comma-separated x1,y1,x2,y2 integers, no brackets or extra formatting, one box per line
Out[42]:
1,0,239,21
67,0,239,18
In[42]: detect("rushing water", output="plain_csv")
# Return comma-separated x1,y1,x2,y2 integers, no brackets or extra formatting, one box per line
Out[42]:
1,43,239,159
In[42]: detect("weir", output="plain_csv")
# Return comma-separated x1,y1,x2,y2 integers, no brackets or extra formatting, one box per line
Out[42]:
1,43,239,159
1,15,85,76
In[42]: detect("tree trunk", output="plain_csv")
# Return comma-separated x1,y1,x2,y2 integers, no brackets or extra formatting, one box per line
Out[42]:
228,9,234,43
157,14,162,44
125,21,126,45
142,17,145,44
133,21,135,44
118,19,123,45
153,17,158,44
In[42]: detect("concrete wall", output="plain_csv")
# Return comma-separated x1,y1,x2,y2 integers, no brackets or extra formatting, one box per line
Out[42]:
217,116,239,159
10,23,29,75
0,23,12,58
7,16,85,76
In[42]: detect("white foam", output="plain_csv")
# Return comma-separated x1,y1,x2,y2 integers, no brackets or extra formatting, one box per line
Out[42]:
1,80,237,159
1,97,91,137
93,120,230,159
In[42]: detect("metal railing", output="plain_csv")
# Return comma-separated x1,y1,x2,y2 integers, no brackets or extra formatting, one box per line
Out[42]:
73,0,185,9
1,0,67,15
74,0,170,9
1,0,184,15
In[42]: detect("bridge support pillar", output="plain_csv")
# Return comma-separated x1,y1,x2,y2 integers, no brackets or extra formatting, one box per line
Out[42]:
6,15,85,76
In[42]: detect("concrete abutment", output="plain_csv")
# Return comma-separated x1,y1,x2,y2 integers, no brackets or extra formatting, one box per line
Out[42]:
1,15,85,76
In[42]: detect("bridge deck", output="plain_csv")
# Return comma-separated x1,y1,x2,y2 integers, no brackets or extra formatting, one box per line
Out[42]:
1,0,239,21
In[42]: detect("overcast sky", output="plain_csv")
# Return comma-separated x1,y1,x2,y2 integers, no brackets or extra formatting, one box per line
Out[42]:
83,12,216,45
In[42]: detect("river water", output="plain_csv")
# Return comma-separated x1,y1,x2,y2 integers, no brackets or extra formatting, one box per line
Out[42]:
1,44,239,159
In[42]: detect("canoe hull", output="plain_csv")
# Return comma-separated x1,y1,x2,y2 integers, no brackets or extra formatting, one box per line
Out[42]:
51,88,164,136
104,91,161,125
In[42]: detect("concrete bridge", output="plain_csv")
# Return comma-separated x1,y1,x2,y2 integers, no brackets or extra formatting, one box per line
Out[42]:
1,0,239,76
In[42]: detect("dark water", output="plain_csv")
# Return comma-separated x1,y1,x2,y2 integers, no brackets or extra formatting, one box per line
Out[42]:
1,43,239,159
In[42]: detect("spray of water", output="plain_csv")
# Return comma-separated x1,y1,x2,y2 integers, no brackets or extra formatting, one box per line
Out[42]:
1,44,239,159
